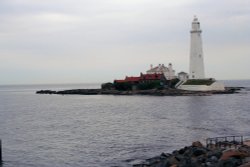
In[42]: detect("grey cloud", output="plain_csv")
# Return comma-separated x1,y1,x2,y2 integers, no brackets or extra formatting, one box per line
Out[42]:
0,0,249,84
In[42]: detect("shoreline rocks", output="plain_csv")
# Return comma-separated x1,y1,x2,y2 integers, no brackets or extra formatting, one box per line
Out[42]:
133,141,250,167
36,87,243,96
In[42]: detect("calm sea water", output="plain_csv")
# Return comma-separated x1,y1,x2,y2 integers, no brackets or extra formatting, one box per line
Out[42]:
0,81,250,167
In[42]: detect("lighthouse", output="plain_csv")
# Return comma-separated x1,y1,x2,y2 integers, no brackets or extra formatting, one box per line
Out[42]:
189,16,205,79
177,16,225,91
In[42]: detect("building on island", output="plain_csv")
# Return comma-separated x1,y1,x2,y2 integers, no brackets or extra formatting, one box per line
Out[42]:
189,16,205,79
111,16,225,92
178,72,189,81
114,62,177,86
114,73,167,90
177,16,225,91
114,76,141,84
113,63,179,90
146,63,176,80
114,73,165,85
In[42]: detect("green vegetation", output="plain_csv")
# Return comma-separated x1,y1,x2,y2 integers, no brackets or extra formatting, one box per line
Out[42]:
183,79,215,85
137,81,162,90
101,82,114,90
109,78,180,91
114,82,133,91
113,81,163,91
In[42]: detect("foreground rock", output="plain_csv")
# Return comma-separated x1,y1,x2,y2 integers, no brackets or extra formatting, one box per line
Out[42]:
133,141,250,167
36,87,242,96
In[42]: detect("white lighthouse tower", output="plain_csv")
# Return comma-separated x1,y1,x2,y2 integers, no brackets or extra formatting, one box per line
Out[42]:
177,16,225,91
189,16,205,79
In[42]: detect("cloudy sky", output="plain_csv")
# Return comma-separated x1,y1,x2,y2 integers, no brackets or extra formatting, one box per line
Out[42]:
0,0,249,84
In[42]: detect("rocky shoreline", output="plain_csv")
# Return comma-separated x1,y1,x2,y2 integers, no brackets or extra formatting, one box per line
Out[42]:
133,141,250,167
36,87,243,96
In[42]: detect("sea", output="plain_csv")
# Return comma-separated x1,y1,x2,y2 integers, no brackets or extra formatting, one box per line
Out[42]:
0,80,250,167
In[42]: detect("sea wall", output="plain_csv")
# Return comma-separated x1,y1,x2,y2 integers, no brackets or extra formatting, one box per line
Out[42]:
178,82,225,91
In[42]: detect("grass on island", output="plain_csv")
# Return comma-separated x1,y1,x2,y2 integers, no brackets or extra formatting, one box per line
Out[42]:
183,79,215,86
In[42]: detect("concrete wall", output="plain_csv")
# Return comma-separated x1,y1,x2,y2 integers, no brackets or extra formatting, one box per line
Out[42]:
178,81,225,91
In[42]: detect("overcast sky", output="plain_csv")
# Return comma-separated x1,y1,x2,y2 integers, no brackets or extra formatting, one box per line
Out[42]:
0,0,249,84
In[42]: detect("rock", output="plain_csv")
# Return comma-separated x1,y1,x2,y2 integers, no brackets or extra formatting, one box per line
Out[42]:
160,160,171,167
196,156,206,164
244,140,250,146
220,149,248,160
207,149,223,159
239,162,250,167
192,147,207,157
133,164,148,167
175,154,185,162
170,165,177,167
131,140,248,167
244,157,250,163
168,156,179,165
205,161,212,166
160,152,171,158
218,157,242,167
178,148,186,154
178,157,198,167
36,90,57,94
239,145,250,156
180,146,193,157
192,141,203,147
210,155,219,162
145,156,162,165
172,150,179,155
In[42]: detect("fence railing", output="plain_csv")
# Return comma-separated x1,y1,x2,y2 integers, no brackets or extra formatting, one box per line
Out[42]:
206,136,243,149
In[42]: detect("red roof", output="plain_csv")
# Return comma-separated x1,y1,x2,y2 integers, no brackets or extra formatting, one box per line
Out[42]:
114,73,163,83
114,77,141,83
125,76,141,82
114,80,127,83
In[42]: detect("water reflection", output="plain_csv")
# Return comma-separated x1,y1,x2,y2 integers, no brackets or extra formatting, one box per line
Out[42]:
185,96,212,142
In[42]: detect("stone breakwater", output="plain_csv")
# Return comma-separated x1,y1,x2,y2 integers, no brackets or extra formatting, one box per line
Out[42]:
36,87,242,96
133,141,250,167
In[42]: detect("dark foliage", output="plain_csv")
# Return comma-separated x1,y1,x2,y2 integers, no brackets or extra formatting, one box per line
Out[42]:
137,81,161,90
101,82,114,90
114,82,133,91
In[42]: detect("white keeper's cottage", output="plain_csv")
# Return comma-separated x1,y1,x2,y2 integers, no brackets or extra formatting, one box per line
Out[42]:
147,63,176,80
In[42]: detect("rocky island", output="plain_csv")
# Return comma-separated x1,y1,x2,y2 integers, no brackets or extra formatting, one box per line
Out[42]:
36,86,243,96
